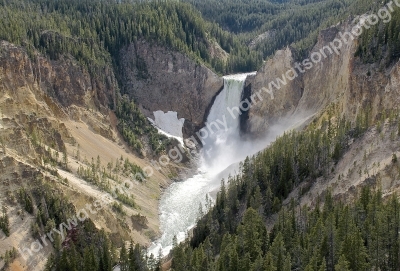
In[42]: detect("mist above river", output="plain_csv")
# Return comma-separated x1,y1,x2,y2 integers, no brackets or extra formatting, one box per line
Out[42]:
148,72,311,257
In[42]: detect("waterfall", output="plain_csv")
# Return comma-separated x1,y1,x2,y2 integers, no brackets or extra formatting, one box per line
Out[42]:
206,74,249,131
148,72,255,257
202,72,256,174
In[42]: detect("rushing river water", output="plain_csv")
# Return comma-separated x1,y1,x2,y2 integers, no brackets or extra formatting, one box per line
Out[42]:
148,73,257,257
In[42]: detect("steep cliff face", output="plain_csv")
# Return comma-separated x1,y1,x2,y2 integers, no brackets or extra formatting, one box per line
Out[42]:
0,41,116,116
243,47,303,136
243,17,400,212
245,18,400,136
119,40,224,137
0,41,171,270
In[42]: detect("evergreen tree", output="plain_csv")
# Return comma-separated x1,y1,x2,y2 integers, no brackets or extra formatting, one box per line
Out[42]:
335,255,351,271
263,251,276,271
120,244,129,271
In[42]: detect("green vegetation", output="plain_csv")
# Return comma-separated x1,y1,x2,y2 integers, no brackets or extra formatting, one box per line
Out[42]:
356,4,400,66
119,242,162,271
0,0,261,75
172,188,400,271
116,97,171,155
1,247,18,267
17,188,35,214
0,0,264,157
112,202,126,216
0,206,10,236
77,155,143,207
46,237,161,271
2,1,399,270
45,225,116,271
186,0,387,59
0,0,387,77
2,0,391,159
171,107,400,271
115,189,136,208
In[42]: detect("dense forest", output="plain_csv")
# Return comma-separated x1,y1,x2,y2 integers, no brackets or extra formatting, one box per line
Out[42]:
185,0,395,58
356,3,400,66
115,97,173,155
171,107,400,271
0,0,391,76
0,0,261,74
172,189,400,271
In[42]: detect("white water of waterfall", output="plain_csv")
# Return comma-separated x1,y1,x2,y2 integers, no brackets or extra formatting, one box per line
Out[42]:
148,72,256,257
202,73,257,175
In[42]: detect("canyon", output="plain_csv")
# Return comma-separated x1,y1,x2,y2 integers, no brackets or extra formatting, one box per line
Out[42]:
0,10,400,271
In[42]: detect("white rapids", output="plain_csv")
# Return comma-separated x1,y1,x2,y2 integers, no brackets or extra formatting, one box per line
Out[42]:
148,72,257,257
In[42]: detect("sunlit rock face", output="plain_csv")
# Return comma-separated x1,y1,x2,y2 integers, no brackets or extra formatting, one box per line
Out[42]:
245,19,400,138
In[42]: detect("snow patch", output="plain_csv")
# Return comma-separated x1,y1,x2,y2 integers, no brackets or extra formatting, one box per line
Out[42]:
148,110,185,146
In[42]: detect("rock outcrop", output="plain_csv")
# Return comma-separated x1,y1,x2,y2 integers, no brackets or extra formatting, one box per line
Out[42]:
0,41,116,115
245,18,400,137
243,47,303,136
119,40,224,137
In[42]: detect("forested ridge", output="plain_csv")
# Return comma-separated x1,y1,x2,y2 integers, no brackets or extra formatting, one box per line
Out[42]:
0,0,261,74
356,3,400,67
0,0,394,77
0,0,261,159
172,189,400,271
171,107,400,271
185,0,395,58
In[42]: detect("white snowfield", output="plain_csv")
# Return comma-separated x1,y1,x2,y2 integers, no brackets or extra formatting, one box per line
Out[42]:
148,110,185,146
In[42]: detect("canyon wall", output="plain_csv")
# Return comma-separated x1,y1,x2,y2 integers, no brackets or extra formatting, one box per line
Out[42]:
245,18,400,137
119,40,224,137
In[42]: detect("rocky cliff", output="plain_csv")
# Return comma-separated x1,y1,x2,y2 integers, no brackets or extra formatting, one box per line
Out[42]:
242,47,303,136
119,40,224,137
242,17,400,213
0,41,171,270
245,18,400,136
0,41,116,116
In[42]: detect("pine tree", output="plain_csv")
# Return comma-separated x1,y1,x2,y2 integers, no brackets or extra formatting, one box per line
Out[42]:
100,240,111,271
249,185,262,211
270,232,287,271
335,255,350,271
120,244,129,271
237,208,265,261
63,150,68,169
0,206,10,236
304,255,318,271
319,258,327,271
283,255,291,271
263,251,277,271
59,249,70,271
83,246,97,271
68,244,79,271
238,252,251,271
155,248,163,271
340,227,369,270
